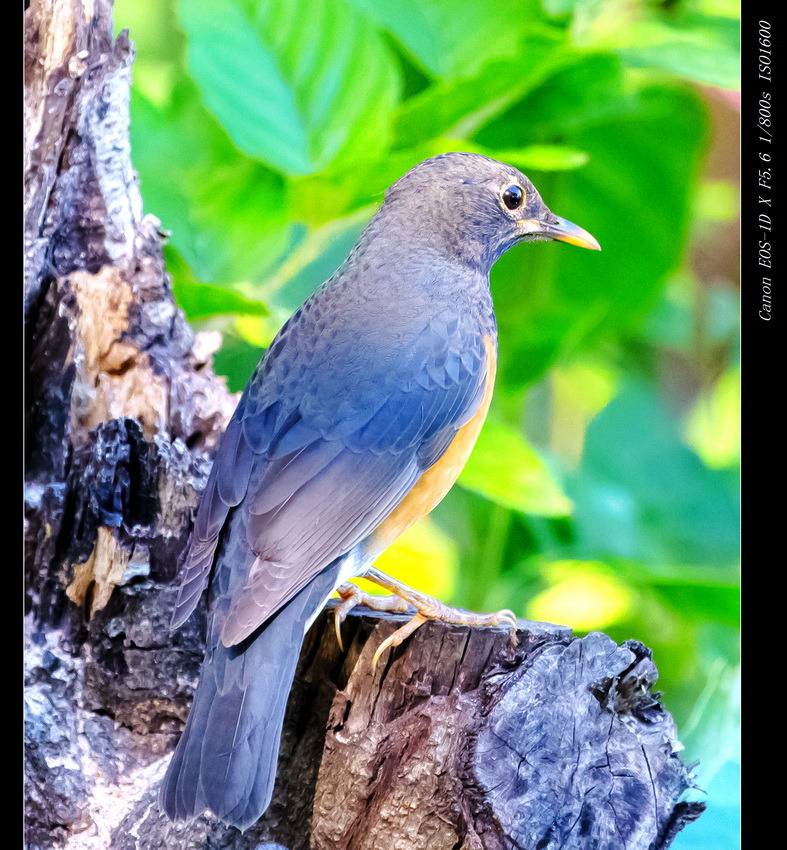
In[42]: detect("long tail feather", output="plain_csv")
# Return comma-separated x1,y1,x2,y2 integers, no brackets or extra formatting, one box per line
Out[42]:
159,561,340,831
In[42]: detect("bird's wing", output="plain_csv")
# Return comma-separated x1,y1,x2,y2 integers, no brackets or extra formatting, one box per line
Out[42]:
171,299,494,645
169,392,257,629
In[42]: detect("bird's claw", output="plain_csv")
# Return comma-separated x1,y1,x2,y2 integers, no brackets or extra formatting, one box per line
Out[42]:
497,608,519,633
333,583,361,652
498,609,520,647
333,583,411,652
369,605,520,670
334,578,520,668
371,613,427,671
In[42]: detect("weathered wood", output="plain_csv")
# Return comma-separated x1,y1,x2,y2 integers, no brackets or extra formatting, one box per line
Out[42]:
24,3,234,845
24,0,235,625
34,602,698,850
24,3,705,849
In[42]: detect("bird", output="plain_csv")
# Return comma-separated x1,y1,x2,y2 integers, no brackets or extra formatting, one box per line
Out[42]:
159,152,600,831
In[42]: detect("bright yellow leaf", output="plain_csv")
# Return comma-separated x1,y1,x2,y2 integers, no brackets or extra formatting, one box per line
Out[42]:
527,560,634,631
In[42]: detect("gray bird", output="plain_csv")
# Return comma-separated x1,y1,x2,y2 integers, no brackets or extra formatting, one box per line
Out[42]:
160,152,599,830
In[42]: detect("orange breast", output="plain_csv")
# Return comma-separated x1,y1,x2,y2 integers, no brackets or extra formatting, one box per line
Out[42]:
369,336,496,556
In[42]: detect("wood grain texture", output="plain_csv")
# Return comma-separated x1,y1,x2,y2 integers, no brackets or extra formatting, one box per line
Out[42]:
24,3,235,845
98,603,704,850
24,0,236,621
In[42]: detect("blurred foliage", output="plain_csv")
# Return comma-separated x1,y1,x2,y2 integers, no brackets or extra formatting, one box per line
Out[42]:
115,0,740,844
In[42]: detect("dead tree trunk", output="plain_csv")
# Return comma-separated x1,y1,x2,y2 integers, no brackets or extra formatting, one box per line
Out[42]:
24,1,235,846
93,605,706,850
24,3,705,849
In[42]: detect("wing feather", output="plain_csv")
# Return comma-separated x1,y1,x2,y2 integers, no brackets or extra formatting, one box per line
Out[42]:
170,396,256,629
170,290,495,644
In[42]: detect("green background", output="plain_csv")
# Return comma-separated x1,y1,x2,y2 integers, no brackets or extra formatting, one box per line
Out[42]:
115,1,740,845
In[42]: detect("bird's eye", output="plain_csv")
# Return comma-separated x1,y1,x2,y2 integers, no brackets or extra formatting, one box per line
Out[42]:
501,185,524,211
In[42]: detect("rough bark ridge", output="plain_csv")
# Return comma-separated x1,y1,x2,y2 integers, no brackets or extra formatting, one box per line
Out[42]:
24,3,706,849
69,606,705,850
25,2,234,846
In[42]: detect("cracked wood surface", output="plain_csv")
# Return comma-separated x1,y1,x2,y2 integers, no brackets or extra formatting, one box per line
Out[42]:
24,0,235,624
88,604,703,850
24,2,234,845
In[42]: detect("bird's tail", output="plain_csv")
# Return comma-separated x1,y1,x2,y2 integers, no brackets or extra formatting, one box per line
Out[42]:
159,562,340,831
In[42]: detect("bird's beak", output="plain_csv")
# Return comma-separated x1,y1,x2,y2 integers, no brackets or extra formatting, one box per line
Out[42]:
518,216,601,251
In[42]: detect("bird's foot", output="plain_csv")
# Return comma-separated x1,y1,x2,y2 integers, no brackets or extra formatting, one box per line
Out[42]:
335,567,518,670
333,582,412,652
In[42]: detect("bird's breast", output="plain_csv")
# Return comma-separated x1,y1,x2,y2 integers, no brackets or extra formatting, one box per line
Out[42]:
366,335,497,557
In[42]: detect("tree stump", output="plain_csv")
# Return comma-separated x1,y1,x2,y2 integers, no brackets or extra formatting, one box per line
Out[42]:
24,2,705,849
26,599,705,850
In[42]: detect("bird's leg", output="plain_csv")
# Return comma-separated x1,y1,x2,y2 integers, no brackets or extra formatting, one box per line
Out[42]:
336,567,518,669
333,582,412,651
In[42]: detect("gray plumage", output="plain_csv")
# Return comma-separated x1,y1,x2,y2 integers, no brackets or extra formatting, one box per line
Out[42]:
160,153,597,830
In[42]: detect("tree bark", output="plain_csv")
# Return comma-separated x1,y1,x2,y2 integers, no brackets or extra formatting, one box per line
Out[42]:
27,602,706,850
24,3,705,849
24,2,234,845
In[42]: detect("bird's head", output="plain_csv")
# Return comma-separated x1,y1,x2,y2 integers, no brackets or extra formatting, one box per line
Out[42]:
379,152,600,273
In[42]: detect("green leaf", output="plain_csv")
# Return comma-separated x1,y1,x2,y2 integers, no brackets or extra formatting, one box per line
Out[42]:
482,144,589,172
488,80,709,388
556,1,740,89
476,53,637,145
650,582,739,629
393,28,567,148
459,418,572,516
570,383,739,567
540,0,578,16
616,18,740,89
130,78,291,284
173,280,270,320
348,0,548,80
114,0,183,104
116,0,182,61
178,0,401,175
211,333,266,393
685,366,740,469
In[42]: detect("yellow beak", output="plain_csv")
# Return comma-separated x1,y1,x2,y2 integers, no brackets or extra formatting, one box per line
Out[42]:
520,215,601,251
